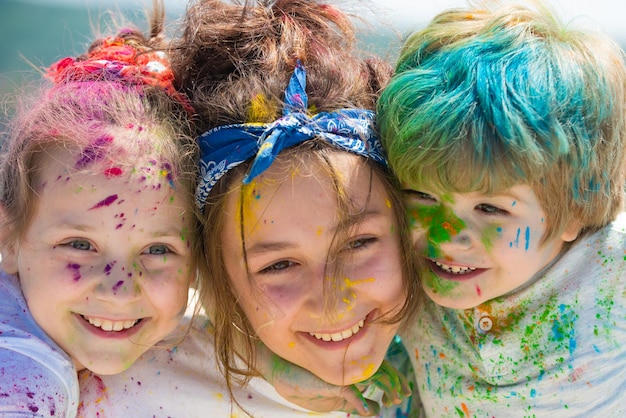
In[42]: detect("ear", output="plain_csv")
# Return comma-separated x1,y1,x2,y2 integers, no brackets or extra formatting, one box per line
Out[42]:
560,219,583,243
0,205,19,275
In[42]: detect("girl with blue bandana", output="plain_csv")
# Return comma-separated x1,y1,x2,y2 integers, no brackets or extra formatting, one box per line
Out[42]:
375,1,626,416
79,0,421,416
0,2,197,416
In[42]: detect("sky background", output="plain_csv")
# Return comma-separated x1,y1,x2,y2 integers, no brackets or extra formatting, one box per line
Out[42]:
1,0,625,96
24,0,626,42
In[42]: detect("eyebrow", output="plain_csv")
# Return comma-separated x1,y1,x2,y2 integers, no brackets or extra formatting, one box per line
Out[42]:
244,209,384,255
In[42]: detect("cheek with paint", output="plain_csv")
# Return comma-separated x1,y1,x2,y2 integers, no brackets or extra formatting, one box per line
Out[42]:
332,276,376,317
406,202,466,259
480,224,503,253
422,269,460,297
508,226,532,251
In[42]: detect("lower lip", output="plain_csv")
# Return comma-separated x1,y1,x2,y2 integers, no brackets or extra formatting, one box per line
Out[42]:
75,314,147,339
301,312,374,350
428,260,485,282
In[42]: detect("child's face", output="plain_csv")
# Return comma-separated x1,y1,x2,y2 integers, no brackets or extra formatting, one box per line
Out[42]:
404,184,578,309
221,153,406,386
5,145,193,374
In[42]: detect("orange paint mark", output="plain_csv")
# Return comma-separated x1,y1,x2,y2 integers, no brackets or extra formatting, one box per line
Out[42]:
441,221,458,235
415,348,419,360
439,352,446,359
461,402,470,416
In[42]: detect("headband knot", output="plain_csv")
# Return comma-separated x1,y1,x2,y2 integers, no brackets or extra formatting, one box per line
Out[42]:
195,61,387,208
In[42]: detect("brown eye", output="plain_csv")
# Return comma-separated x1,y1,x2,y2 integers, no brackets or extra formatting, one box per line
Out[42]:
476,204,508,215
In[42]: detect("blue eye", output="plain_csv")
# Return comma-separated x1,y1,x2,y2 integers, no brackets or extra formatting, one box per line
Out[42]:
260,260,296,274
346,237,377,250
146,244,170,255
70,240,92,251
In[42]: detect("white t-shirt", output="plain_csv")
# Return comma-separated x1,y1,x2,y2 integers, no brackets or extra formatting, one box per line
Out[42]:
402,213,626,417
78,315,360,417
0,271,79,417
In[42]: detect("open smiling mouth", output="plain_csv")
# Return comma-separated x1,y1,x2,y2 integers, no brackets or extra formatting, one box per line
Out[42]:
82,315,143,332
433,260,477,275
309,319,365,342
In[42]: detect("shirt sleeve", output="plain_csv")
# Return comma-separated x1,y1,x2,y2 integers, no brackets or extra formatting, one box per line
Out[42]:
0,272,79,418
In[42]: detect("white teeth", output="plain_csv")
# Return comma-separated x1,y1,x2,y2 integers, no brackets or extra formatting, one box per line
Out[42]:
310,319,365,342
85,316,139,332
435,261,476,275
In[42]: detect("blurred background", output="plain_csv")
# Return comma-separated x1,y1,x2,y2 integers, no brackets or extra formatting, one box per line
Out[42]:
1,0,625,100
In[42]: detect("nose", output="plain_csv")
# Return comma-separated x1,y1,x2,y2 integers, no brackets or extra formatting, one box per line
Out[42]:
435,225,473,251
94,261,142,303
302,264,357,321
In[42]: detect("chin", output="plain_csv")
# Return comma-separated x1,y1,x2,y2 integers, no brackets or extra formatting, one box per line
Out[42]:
80,356,137,376
313,360,381,386
426,289,481,310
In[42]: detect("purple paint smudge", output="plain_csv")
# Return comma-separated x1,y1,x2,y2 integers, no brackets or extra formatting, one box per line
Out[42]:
112,280,124,292
67,263,81,281
89,194,118,210
104,263,113,275
75,135,113,169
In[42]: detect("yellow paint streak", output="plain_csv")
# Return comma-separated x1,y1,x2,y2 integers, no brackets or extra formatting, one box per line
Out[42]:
240,180,261,237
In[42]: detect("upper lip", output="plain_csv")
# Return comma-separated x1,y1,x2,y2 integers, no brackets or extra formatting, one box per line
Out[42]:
308,319,365,342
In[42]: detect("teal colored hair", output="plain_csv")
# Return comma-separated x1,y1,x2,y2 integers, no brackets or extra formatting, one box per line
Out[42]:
377,1,626,241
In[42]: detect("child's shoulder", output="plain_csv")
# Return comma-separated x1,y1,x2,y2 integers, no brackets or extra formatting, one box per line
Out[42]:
590,212,626,245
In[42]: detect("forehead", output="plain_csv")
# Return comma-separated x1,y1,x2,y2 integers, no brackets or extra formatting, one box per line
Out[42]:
235,152,384,205
222,152,391,232
35,140,175,184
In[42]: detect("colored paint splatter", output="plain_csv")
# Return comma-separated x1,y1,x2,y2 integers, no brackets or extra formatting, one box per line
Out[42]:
75,135,113,169
104,167,123,177
104,263,114,275
89,194,118,210
112,280,124,293
67,263,81,281
160,162,174,187
406,201,466,259
480,225,502,252
423,269,459,296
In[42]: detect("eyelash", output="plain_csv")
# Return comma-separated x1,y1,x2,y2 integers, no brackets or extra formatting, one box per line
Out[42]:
259,260,296,274
257,237,378,275
403,190,436,203
476,204,509,215
63,240,174,255
345,236,377,251
404,190,510,216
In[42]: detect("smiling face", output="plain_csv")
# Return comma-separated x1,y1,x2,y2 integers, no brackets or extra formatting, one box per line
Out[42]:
404,184,580,309
221,152,406,385
2,144,193,375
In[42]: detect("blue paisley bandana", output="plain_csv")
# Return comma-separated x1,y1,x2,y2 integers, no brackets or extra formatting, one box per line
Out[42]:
195,61,387,208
